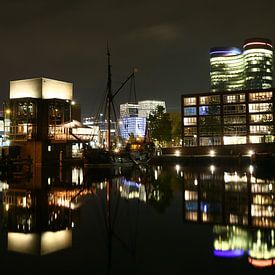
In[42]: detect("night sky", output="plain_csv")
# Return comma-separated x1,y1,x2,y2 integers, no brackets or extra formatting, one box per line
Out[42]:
1,0,275,117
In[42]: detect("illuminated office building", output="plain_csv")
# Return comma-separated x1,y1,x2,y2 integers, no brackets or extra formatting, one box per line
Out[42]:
118,100,165,140
120,103,139,118
210,47,244,92
119,116,146,139
243,38,273,90
210,38,273,92
138,100,166,118
181,88,275,148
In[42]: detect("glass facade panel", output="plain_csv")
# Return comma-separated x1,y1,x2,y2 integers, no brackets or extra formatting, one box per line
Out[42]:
250,114,273,123
184,107,196,116
223,136,246,145
249,125,273,134
249,91,272,102
184,117,197,126
224,115,246,124
199,95,220,105
249,135,265,144
199,105,220,115
184,137,197,147
184,97,196,106
249,103,272,113
224,125,247,135
223,94,245,104
223,104,246,114
199,137,222,146
184,127,197,136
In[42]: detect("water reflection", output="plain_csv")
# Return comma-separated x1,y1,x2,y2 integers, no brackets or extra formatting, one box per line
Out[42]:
183,164,275,269
2,161,275,273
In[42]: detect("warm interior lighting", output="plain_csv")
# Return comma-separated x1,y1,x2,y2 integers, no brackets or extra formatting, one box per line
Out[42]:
248,150,254,157
209,150,215,157
175,150,180,156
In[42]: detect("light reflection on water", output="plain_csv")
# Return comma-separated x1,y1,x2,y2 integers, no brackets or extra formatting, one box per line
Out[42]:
0,164,275,273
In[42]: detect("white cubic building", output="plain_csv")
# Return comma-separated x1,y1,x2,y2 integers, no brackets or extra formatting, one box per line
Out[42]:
138,100,166,118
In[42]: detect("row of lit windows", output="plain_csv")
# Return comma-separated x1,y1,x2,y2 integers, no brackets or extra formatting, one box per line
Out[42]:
184,124,273,134
184,116,274,127
184,135,274,147
184,92,273,106
184,103,273,118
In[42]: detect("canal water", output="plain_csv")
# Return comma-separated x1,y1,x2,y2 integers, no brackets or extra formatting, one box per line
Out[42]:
0,162,275,274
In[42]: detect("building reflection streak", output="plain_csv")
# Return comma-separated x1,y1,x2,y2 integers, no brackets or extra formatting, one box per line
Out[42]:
182,165,275,268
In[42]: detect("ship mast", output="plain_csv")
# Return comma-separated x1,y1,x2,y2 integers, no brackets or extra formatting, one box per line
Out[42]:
107,44,112,151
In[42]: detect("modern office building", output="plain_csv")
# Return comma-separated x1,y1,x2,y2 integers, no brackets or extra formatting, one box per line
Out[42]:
118,116,146,139
243,38,273,90
181,88,275,149
120,103,139,118
117,100,166,141
210,47,244,92
210,38,273,92
138,100,166,118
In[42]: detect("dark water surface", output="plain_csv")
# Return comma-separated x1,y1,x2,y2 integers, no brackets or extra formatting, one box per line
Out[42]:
1,163,275,274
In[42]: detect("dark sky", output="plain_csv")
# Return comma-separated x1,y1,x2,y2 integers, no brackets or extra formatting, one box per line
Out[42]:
1,0,275,117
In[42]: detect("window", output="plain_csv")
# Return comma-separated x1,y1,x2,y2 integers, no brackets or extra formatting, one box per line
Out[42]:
184,137,197,147
223,104,246,114
250,125,273,134
184,107,196,116
184,117,197,126
223,94,245,104
223,136,246,145
199,137,222,146
200,95,220,105
184,97,196,106
224,115,246,124
250,114,273,123
224,125,247,135
249,103,272,113
249,91,272,102
199,105,220,115
184,127,197,136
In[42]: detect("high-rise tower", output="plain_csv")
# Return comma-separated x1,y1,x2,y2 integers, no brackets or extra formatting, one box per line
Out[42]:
209,38,274,92
243,38,273,90
210,47,244,92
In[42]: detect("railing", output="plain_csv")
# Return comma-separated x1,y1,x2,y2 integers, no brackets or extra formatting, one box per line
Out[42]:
6,125,94,142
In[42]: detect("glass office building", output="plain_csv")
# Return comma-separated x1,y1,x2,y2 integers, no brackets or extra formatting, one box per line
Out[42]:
210,47,244,92
243,38,273,90
210,38,273,92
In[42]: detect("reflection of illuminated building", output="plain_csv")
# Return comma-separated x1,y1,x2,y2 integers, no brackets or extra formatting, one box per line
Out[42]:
183,166,275,268
119,178,146,202
183,168,224,223
183,167,275,227
251,177,275,228
3,189,74,255
213,225,275,268
8,230,72,255
248,229,275,267
213,225,248,258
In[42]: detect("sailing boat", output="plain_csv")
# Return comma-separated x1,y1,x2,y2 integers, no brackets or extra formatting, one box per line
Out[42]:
83,47,136,167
